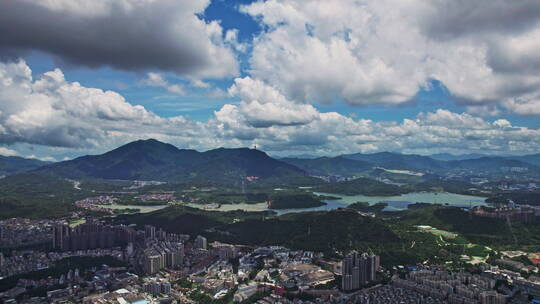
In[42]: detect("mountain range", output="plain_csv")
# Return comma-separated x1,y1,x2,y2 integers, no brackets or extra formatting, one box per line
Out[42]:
1,139,539,181
506,154,540,167
429,153,492,161
0,156,51,176
281,152,540,176
281,156,373,176
35,139,307,181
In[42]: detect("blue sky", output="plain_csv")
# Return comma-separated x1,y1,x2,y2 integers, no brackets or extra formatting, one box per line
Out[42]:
1,0,540,160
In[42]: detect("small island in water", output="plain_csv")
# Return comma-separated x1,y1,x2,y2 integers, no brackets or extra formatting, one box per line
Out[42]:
268,194,326,209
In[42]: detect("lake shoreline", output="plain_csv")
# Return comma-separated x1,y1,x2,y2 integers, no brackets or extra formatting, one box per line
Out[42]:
183,191,487,215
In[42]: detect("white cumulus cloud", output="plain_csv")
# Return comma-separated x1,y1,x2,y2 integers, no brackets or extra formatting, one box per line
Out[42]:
141,73,185,95
241,0,540,115
2,60,540,159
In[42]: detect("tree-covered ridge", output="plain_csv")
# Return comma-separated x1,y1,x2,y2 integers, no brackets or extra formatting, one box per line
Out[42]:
0,174,90,219
36,139,308,182
314,178,408,196
115,207,399,257
281,156,373,176
284,151,540,176
0,155,51,176
347,202,388,212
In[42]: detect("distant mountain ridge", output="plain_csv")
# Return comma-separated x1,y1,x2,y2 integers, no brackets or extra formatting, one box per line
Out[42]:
281,151,540,176
31,139,540,181
0,155,52,176
505,154,540,167
36,139,307,181
342,152,444,171
281,156,373,176
429,153,540,167
429,153,488,161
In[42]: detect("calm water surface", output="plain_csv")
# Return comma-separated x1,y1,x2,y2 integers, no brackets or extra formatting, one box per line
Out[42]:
178,192,487,215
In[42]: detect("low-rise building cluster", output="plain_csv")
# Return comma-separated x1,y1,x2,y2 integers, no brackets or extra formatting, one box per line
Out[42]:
393,269,506,304
0,218,57,248
0,248,124,279
135,194,175,201
471,206,539,223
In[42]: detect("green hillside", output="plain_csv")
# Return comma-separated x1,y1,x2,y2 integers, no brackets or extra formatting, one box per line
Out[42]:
281,156,373,176
0,174,89,219
314,177,408,196
0,156,51,176
114,207,399,257
36,139,308,182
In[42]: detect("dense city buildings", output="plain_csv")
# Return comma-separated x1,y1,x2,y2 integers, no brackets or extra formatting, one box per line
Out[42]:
140,241,184,274
52,221,136,251
145,225,156,240
341,252,379,291
2,213,536,304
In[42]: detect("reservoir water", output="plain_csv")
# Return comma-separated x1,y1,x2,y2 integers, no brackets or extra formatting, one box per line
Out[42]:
186,191,487,215
106,203,169,213
313,191,487,212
